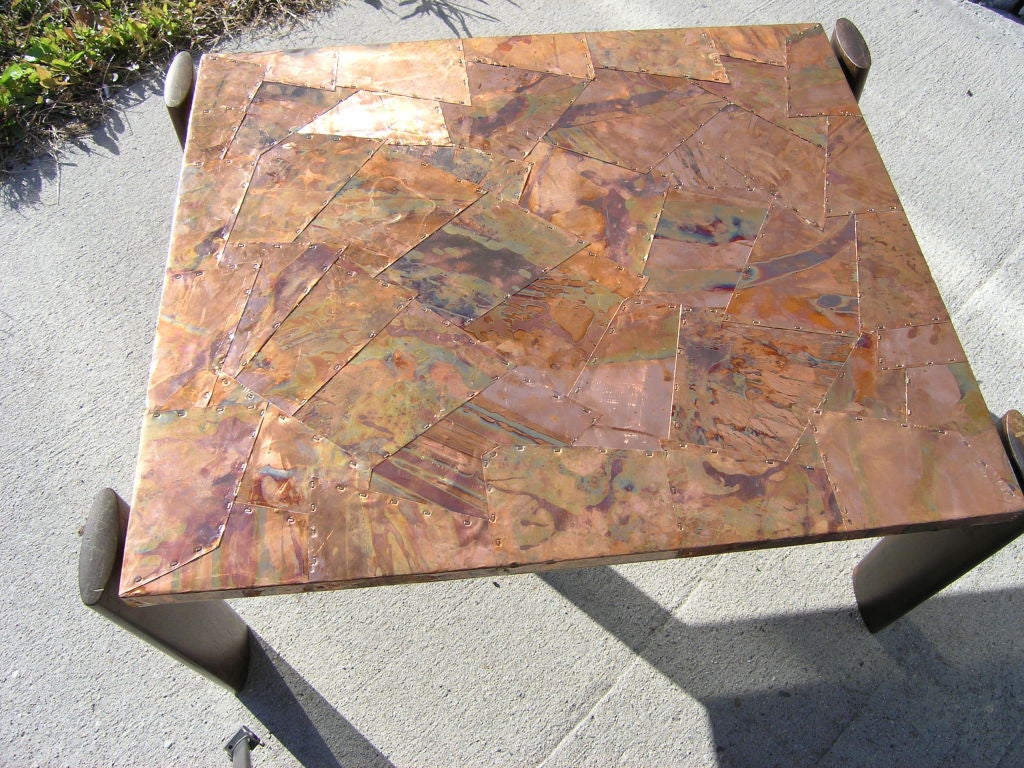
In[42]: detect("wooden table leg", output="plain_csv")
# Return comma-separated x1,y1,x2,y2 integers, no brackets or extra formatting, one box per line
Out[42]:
831,18,871,101
853,410,1024,632
79,488,251,691
164,51,195,150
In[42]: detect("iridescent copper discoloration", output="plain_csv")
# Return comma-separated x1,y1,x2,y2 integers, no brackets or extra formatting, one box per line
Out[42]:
124,28,1021,604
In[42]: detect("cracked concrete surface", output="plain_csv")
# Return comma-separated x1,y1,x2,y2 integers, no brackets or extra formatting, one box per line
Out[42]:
1,1,1022,765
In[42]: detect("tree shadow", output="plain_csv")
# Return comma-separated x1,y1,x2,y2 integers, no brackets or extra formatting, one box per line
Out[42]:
540,566,1024,767
237,632,395,768
362,0,506,37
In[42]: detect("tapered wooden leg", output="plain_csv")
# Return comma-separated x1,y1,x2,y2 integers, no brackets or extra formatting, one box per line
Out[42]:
831,18,871,101
853,411,1024,632
79,488,251,691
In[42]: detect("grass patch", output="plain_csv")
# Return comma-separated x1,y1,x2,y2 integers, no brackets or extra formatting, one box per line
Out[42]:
0,0,333,176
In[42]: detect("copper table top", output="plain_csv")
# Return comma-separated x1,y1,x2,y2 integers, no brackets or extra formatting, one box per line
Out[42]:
120,25,1024,604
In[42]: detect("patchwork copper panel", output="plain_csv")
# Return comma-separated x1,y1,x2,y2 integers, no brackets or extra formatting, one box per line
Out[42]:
441,62,588,159
294,302,510,461
813,412,1022,531
546,68,725,172
484,446,679,563
726,214,860,335
670,312,853,460
785,26,861,118
464,33,595,79
333,39,471,104
225,81,350,160
382,195,587,324
571,298,681,437
298,90,452,145
297,146,486,266
125,28,1020,603
826,115,901,215
856,212,949,330
522,142,669,273
236,259,416,415
585,29,728,82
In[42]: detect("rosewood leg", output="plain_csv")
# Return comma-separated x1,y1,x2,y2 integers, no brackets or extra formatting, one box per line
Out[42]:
853,410,1024,632
79,488,251,691
164,51,195,149
831,18,871,101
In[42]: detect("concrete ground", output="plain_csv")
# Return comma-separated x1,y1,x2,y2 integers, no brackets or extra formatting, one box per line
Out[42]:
1,0,1022,765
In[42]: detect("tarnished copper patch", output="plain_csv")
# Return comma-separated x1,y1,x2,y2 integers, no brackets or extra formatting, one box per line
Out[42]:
877,322,967,370
333,39,471,105
585,28,728,82
484,446,678,564
261,47,338,90
442,62,588,159
388,144,532,201
522,142,669,273
465,33,595,79
235,258,416,415
121,405,264,592
546,68,725,173
825,116,901,216
231,133,379,243
183,56,264,165
708,24,812,66
820,334,907,421
382,195,587,325
785,26,860,118
295,302,510,461
856,212,949,330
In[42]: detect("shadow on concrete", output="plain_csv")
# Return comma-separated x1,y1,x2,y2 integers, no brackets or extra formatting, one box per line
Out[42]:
361,0,503,37
540,566,1024,767
238,633,395,768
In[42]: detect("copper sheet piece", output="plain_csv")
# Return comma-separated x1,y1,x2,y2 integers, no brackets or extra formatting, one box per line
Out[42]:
825,116,902,216
294,302,511,461
585,29,728,83
698,56,827,146
465,249,646,396
571,298,681,437
237,408,365,510
387,145,532,201
208,373,264,409
231,134,380,243
545,68,726,173
332,39,471,105
813,412,1022,531
120,405,264,592
820,335,908,421
726,214,860,336
464,34,595,79
785,26,861,118
483,446,679,563
124,503,309,600
877,322,967,371
666,446,844,550
222,243,340,375
225,81,351,160
183,56,264,165
856,212,949,330
671,311,853,460
521,142,670,273
645,187,769,303
653,109,765,193
297,146,485,268
700,104,827,226
369,436,488,518
905,362,990,435
708,24,811,66
169,159,255,272
147,266,259,410
442,62,588,160
573,426,663,451
382,195,587,325
308,487,503,583
298,90,452,145
259,47,338,90
235,259,416,415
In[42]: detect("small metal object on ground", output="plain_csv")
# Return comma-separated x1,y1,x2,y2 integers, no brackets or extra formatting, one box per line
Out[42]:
831,18,871,100
224,726,262,768
164,51,196,148
853,410,1024,632
79,488,251,691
